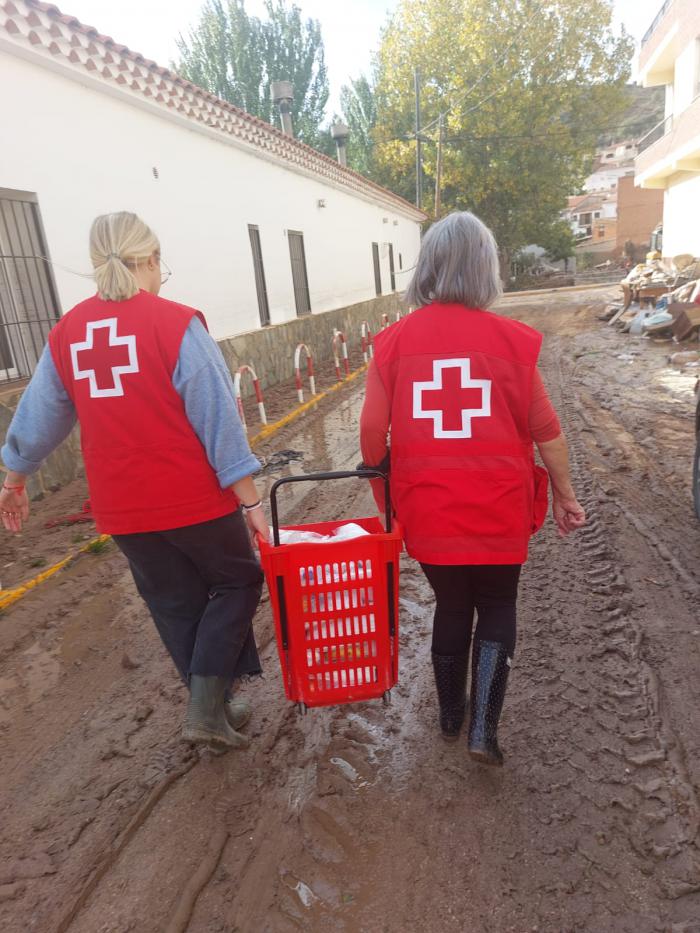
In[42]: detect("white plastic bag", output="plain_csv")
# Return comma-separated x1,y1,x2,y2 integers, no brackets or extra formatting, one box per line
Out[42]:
274,522,370,546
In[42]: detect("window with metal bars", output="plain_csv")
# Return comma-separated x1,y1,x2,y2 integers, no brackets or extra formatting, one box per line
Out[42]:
372,242,382,296
0,190,61,384
388,243,396,291
248,225,270,326
288,231,311,316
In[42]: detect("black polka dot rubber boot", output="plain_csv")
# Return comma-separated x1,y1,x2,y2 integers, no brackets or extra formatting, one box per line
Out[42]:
183,675,250,750
431,651,469,742
467,640,511,766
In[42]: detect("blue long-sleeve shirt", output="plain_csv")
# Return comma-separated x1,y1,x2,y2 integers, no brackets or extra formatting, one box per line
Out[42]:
1,317,260,488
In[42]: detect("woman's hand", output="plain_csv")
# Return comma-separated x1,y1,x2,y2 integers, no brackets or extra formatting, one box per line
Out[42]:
552,493,586,538
243,505,270,545
231,475,270,544
0,484,29,533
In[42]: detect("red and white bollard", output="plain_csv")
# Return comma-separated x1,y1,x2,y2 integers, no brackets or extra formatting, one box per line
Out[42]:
332,330,350,381
360,321,374,363
233,364,267,429
381,313,390,329
395,310,402,322
294,343,316,404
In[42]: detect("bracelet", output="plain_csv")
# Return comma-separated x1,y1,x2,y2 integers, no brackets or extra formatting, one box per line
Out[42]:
3,484,25,492
242,500,262,513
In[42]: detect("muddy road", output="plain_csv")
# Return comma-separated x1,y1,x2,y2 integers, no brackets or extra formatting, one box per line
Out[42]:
1,287,699,932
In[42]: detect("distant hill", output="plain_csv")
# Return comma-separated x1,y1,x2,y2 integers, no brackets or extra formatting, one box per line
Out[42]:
598,84,665,146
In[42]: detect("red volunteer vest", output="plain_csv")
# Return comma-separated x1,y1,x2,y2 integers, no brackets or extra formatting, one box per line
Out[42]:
49,291,238,535
373,302,549,565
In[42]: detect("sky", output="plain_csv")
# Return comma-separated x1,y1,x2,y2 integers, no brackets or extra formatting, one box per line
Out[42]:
60,0,666,115
62,0,396,115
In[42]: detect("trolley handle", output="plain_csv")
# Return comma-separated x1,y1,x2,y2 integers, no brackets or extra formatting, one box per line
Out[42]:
269,470,391,547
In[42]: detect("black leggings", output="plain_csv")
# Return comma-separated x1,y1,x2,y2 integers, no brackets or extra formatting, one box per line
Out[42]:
420,563,521,657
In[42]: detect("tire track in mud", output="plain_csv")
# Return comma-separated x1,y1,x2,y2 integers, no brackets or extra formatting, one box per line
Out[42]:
543,344,700,924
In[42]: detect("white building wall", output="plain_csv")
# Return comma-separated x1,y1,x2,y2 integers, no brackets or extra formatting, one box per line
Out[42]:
673,40,698,116
665,82,675,120
0,52,421,340
663,173,700,256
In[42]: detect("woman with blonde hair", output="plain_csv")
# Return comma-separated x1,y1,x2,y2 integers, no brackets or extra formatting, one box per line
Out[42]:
0,212,268,750
360,211,586,766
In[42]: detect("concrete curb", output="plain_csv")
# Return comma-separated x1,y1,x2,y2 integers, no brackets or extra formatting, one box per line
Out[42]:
500,282,620,299
0,365,369,614
0,534,111,612
249,363,367,446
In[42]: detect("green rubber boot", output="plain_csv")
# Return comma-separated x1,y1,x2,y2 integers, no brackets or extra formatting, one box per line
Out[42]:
225,696,251,731
183,675,250,749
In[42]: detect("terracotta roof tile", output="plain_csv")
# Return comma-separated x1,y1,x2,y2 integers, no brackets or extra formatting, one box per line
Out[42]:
2,0,425,221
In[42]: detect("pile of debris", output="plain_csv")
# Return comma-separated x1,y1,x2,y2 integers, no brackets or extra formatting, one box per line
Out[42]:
601,253,700,342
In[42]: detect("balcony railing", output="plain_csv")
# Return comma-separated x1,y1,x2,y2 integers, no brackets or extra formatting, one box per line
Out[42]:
637,114,673,153
641,0,674,47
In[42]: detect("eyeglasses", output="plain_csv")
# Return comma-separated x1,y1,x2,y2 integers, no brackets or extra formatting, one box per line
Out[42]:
159,258,172,285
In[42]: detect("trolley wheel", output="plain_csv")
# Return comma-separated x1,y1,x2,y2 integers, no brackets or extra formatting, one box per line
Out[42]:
297,702,308,716
382,690,392,707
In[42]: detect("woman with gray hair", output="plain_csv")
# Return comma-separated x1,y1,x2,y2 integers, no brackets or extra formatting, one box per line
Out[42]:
0,212,269,752
360,211,585,766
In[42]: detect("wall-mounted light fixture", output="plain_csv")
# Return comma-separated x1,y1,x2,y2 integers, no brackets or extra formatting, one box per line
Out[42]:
317,199,326,208
382,217,389,223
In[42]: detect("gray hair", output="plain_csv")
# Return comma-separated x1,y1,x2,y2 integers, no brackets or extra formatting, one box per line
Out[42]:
405,211,502,309
90,212,159,302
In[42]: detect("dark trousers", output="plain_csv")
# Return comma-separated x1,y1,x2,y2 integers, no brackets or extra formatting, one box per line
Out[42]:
420,563,521,657
113,510,263,683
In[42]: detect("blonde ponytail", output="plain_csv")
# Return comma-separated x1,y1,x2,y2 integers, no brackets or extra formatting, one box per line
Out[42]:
90,212,160,302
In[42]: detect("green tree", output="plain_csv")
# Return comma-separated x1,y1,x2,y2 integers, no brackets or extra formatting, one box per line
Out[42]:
537,219,576,265
339,74,378,176
373,0,635,264
175,0,330,149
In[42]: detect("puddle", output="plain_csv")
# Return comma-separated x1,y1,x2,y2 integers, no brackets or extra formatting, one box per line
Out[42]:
257,380,369,528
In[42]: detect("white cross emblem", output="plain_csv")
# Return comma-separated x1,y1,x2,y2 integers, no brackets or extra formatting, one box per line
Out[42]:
70,318,139,398
413,358,491,439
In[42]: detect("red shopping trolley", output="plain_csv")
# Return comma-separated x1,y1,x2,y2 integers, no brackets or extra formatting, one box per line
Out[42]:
258,470,402,712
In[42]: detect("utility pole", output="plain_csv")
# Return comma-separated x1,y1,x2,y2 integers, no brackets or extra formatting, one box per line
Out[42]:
434,113,444,219
414,67,422,210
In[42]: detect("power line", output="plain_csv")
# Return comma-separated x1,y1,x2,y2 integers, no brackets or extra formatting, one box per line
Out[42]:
374,123,646,147
418,31,525,137
415,2,546,138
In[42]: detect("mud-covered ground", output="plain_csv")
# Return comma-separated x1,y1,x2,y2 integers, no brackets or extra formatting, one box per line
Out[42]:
1,287,699,933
